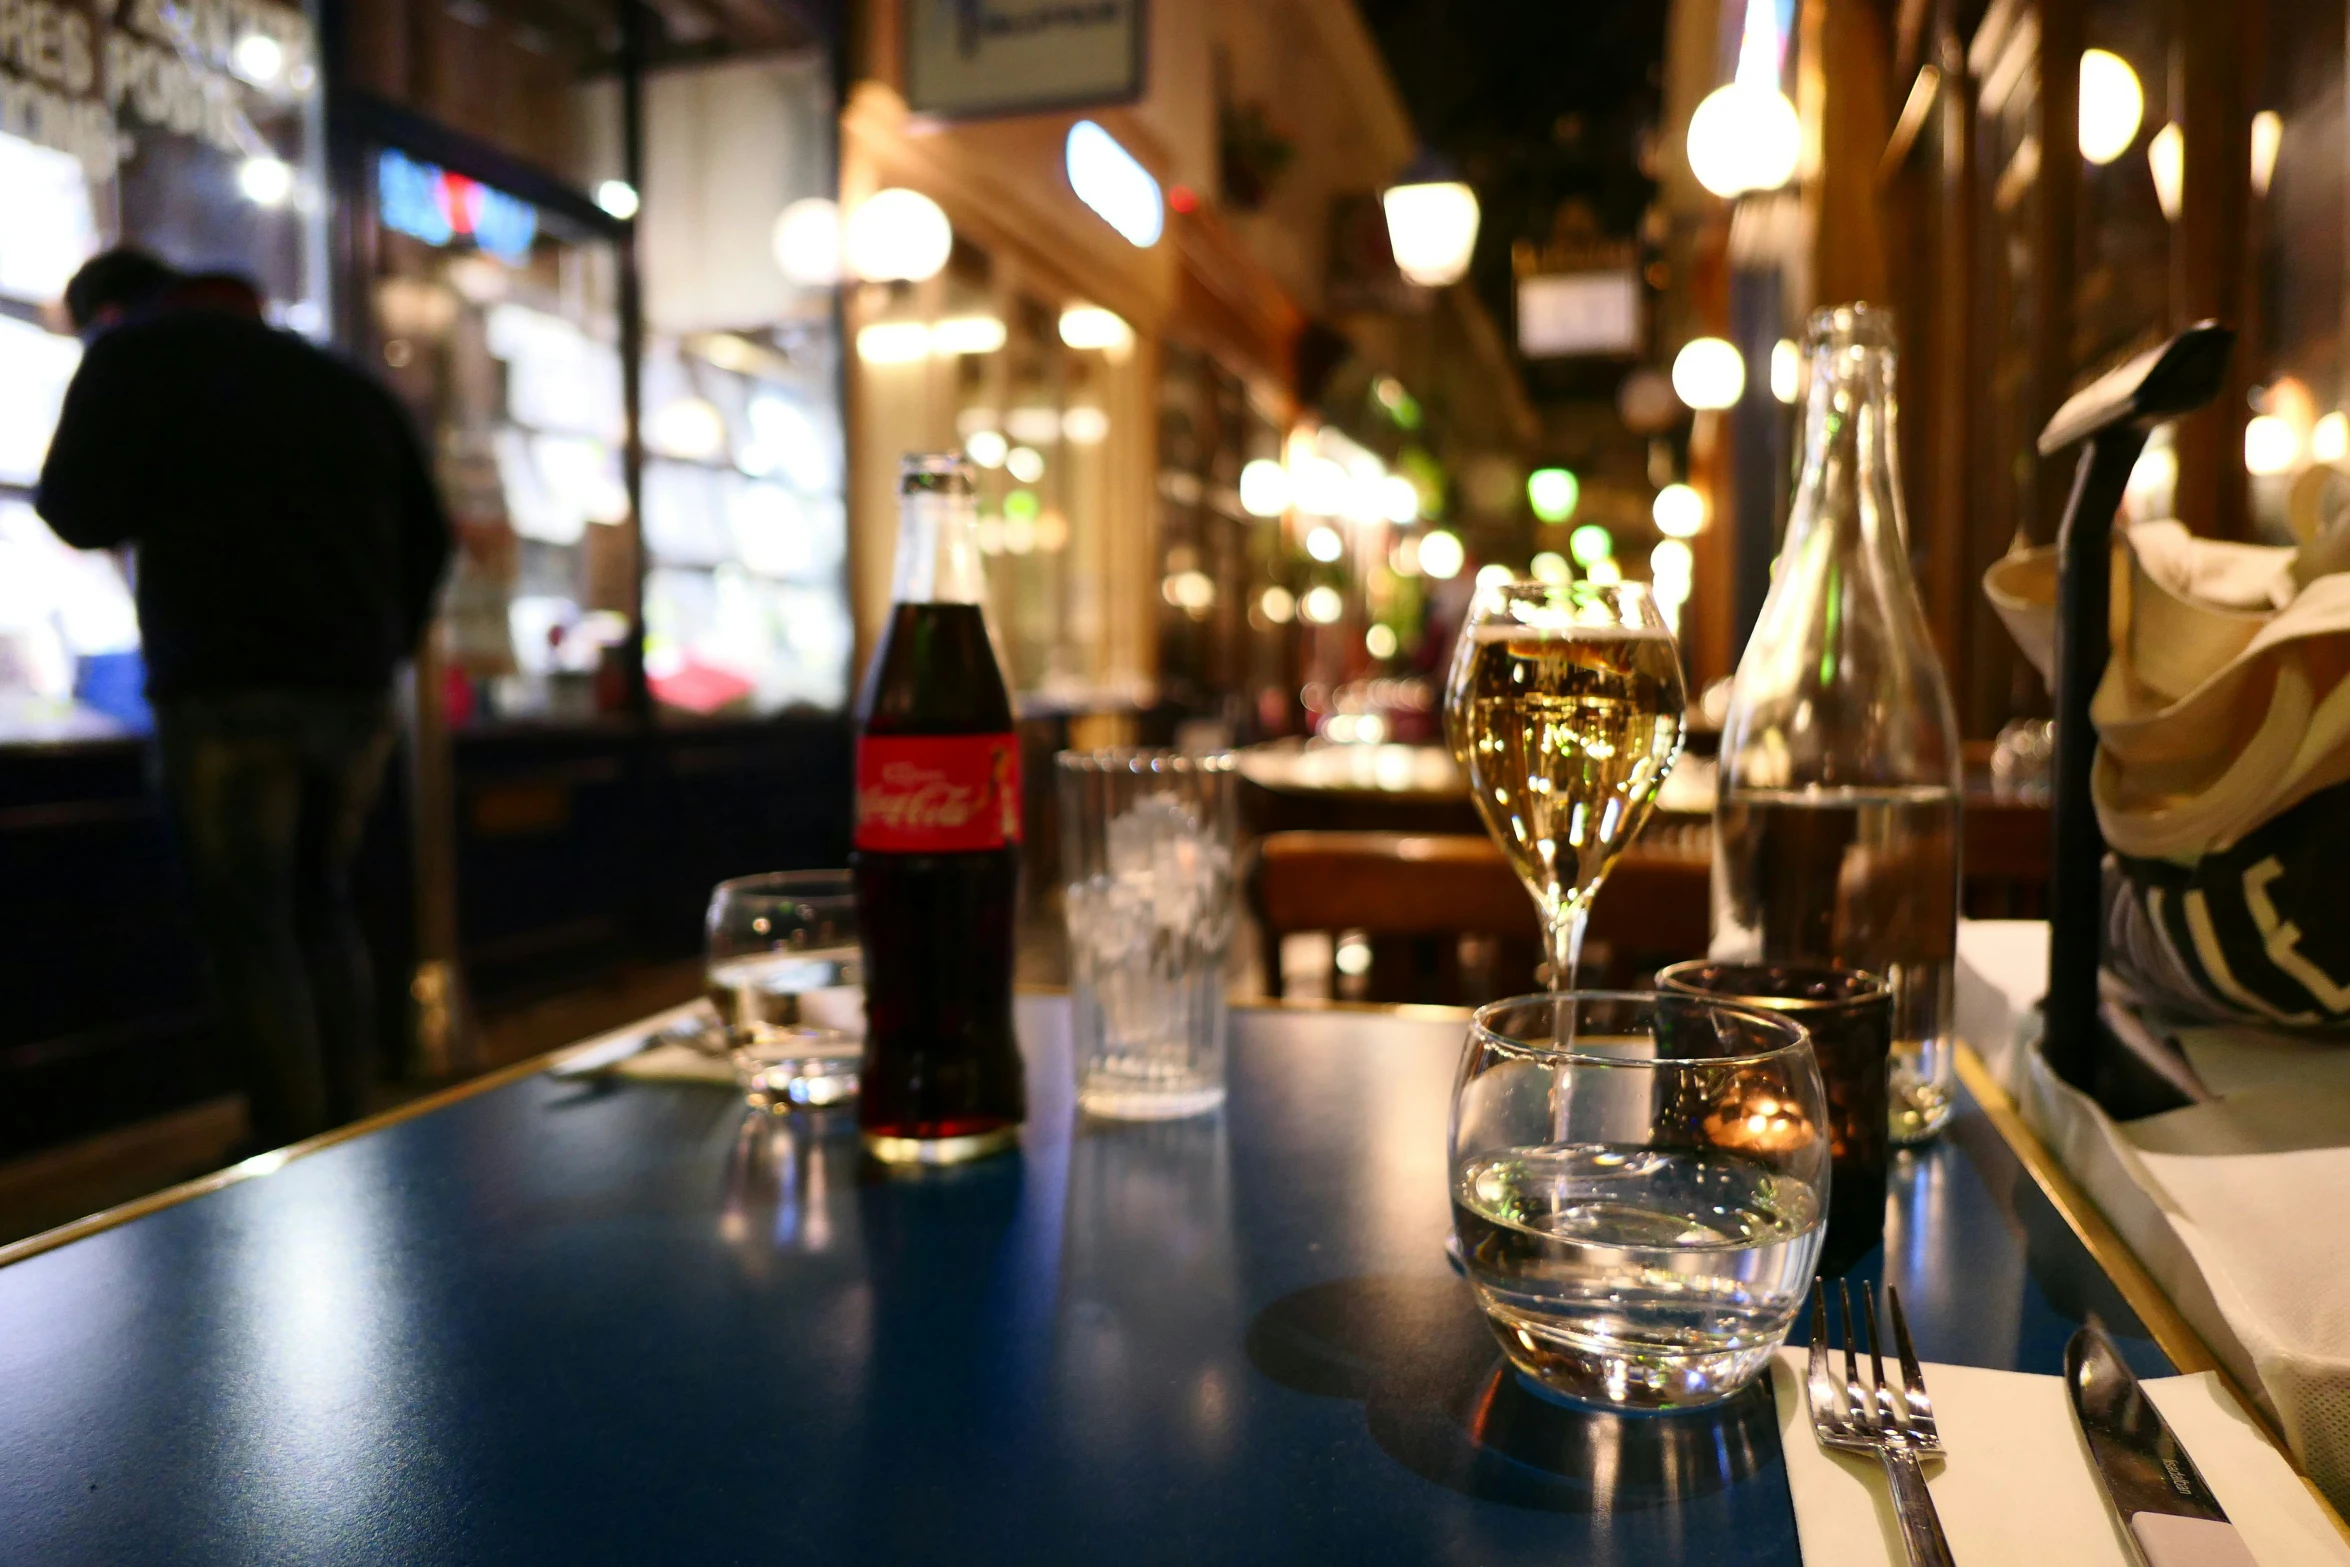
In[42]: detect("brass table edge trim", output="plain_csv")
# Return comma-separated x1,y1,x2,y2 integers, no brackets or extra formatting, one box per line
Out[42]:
1955,1043,2350,1543
0,1046,571,1272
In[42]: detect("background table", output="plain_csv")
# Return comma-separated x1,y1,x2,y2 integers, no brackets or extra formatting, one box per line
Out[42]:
0,998,2166,1565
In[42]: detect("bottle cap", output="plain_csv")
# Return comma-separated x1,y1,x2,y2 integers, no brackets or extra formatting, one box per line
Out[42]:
900,453,975,497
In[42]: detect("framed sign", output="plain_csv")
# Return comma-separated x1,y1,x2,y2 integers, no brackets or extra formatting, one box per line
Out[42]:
902,0,1148,120
1517,270,1642,358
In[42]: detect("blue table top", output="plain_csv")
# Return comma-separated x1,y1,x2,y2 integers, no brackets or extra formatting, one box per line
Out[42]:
0,998,2167,1566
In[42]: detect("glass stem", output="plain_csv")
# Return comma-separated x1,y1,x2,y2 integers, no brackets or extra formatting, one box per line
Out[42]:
1546,898,1589,1062
1547,899,1588,993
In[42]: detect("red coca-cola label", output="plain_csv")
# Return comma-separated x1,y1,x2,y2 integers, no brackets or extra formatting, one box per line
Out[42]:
855,733,1022,851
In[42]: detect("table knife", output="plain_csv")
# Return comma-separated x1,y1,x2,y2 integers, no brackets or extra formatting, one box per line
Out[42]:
2066,1322,2257,1567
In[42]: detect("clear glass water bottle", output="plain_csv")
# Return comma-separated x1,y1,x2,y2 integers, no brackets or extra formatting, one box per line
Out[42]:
1712,303,1963,1144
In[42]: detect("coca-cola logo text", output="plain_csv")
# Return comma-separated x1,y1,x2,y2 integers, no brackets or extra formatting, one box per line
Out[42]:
860,763,981,831
854,733,1020,851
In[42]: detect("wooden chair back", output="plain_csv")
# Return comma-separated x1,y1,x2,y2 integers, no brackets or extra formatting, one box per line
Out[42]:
1249,831,1711,1004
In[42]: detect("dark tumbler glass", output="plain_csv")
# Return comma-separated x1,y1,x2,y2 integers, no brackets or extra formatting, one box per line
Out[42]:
1655,961,1892,1277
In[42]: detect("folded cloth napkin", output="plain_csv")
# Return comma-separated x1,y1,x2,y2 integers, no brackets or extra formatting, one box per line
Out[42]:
1771,1351,2350,1564
550,1001,734,1083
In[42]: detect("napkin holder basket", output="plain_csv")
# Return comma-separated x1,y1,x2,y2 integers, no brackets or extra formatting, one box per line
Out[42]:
2032,321,2236,1116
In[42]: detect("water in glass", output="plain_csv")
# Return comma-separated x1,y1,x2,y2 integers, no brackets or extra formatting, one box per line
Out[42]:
1449,991,1827,1410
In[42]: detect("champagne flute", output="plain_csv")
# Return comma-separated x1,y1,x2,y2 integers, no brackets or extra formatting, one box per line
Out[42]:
1443,580,1688,993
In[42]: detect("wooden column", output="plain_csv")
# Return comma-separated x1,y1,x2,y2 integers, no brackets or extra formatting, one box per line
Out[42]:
1931,27,1978,718
2171,0,2255,540
1803,0,1895,305
2030,0,2081,548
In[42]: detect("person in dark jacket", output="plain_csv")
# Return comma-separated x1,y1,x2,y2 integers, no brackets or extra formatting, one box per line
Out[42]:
38,247,453,1149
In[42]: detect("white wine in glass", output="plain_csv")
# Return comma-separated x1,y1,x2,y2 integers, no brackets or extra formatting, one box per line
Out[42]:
1444,581,1688,991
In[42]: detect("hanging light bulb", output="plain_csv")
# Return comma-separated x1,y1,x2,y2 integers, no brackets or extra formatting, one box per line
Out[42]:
1381,155,1480,287
771,197,842,286
843,189,952,283
2078,50,2144,166
1672,338,1746,410
1686,0,1800,198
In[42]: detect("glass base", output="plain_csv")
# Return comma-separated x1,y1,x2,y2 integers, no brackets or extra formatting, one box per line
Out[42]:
745,1069,859,1111
1889,1068,1953,1145
1479,1304,1782,1413
1077,1082,1225,1121
861,1125,1021,1165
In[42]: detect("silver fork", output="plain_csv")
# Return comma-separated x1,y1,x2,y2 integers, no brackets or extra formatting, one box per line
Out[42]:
1805,1279,1954,1566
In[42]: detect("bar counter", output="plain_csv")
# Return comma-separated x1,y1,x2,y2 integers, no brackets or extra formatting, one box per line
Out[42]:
0,996,2230,1563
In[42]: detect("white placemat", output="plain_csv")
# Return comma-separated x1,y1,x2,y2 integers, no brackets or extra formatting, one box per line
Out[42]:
1955,917,2050,1082
1771,1352,2350,1564
1964,920,2350,1516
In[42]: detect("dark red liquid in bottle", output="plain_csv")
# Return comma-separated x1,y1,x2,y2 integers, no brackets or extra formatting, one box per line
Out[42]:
852,598,1026,1163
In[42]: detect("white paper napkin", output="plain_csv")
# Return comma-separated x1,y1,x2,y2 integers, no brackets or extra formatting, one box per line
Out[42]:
548,1000,733,1082
1770,1351,2350,1565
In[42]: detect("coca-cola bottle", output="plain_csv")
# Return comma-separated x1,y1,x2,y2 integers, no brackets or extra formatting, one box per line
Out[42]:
851,454,1026,1164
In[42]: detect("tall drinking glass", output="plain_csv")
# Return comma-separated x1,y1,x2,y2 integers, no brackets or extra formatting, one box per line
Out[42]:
1450,991,1828,1411
1058,749,1238,1119
1444,581,1687,992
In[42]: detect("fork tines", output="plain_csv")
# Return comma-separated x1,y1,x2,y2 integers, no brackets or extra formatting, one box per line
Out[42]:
1805,1279,1941,1454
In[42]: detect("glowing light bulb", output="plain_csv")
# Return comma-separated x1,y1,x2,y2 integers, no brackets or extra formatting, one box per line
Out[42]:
1240,459,1292,517
1672,337,1746,410
844,188,952,282
2313,412,2349,465
1527,467,1579,523
2246,414,2300,476
1380,180,1480,287
1653,483,1706,538
772,197,841,286
2078,50,2144,166
1417,529,1465,580
231,32,284,82
238,156,294,207
2148,122,2184,221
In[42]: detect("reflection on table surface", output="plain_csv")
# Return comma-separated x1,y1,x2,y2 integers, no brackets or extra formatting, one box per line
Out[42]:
0,996,2164,1566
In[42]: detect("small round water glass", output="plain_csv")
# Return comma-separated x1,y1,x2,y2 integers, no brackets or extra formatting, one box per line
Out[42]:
1449,990,1828,1412
706,871,865,1110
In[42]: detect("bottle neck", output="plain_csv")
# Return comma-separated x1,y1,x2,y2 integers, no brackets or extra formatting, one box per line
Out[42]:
1785,335,1913,582
889,488,987,605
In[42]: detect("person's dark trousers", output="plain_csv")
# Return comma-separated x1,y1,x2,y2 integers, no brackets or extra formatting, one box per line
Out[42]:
153,691,397,1149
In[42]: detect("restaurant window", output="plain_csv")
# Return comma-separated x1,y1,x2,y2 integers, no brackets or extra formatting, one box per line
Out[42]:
632,52,851,719
0,0,327,741
1157,343,1281,740
369,158,633,727
640,327,849,716
857,237,1146,707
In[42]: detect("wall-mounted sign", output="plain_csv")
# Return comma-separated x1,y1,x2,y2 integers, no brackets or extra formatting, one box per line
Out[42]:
1064,119,1160,246
902,0,1146,119
1517,270,1641,358
0,0,315,179
378,149,539,264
